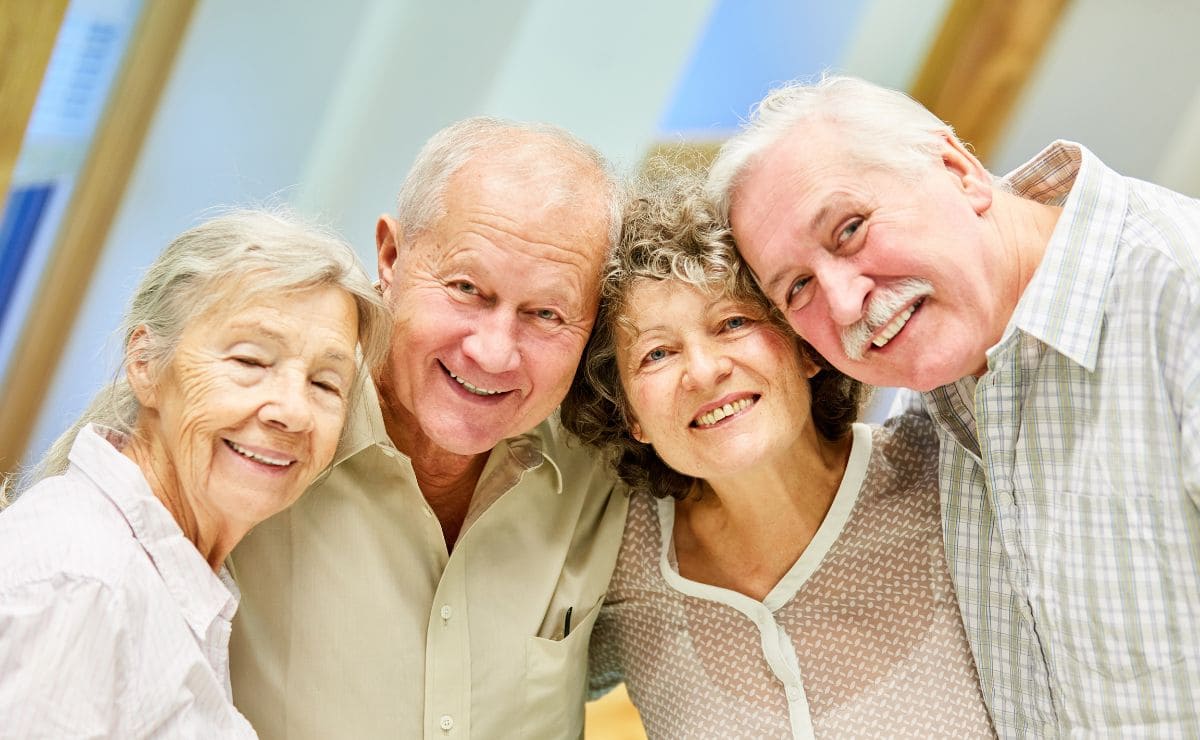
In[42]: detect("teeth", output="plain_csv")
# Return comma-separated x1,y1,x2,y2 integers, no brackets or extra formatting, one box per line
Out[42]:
694,397,753,428
872,305,916,348
227,440,292,467
449,370,501,396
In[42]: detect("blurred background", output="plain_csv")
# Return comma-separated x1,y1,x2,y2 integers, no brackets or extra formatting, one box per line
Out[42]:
3,0,1199,735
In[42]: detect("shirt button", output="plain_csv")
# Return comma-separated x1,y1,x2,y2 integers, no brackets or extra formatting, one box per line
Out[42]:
423,508,434,518
439,715,454,731
440,605,452,620
785,685,801,702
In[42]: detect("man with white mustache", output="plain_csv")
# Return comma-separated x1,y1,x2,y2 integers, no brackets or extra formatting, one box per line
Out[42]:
707,74,1200,737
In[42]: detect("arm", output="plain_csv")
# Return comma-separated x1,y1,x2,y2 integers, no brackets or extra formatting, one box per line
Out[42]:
586,601,625,701
0,577,130,737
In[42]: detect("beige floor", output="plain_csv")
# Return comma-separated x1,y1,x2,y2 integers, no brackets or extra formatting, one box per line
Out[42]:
584,684,647,739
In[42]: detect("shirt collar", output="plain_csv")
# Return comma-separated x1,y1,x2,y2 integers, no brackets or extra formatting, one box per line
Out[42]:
330,379,563,495
999,140,1128,371
69,424,239,638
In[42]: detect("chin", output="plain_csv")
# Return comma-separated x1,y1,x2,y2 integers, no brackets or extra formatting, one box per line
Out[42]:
427,423,510,456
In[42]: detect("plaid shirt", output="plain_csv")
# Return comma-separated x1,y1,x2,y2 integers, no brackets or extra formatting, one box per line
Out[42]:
923,141,1200,737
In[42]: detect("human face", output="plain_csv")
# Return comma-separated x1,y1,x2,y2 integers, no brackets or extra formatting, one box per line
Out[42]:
729,123,1013,391
617,279,817,485
376,158,609,456
137,285,359,534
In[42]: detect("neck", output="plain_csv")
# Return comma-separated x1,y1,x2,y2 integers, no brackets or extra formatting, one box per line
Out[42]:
991,190,1063,303
698,424,850,526
372,370,488,549
121,434,242,572
673,425,853,601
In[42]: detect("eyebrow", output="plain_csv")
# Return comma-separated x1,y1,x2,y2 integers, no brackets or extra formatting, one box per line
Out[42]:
230,321,353,366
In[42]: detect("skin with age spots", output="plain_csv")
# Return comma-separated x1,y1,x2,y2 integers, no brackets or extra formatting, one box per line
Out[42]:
123,285,359,570
616,278,821,491
614,277,849,600
730,121,1054,391
374,141,610,461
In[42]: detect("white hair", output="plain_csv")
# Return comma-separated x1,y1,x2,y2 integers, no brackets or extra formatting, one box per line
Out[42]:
24,208,391,489
395,116,623,249
706,74,959,220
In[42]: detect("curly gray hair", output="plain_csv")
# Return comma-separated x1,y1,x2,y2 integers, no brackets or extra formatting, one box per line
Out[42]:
561,167,865,500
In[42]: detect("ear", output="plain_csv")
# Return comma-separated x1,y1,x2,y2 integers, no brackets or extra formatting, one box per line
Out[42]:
125,326,159,409
376,215,402,294
630,418,647,444
800,353,821,380
937,131,993,216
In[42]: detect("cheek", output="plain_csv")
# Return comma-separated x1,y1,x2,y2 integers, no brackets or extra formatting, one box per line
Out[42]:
527,332,587,389
789,313,840,354
311,407,346,463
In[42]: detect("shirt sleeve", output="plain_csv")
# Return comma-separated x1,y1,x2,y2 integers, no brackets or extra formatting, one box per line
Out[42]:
586,601,625,700
0,575,131,737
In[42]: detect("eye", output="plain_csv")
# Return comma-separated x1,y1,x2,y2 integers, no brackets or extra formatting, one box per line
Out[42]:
534,308,561,322
312,379,343,396
836,217,863,246
723,315,751,331
785,276,813,310
642,347,669,365
454,281,478,295
232,356,266,368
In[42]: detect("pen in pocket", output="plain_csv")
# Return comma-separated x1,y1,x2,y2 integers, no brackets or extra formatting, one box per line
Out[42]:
563,606,574,638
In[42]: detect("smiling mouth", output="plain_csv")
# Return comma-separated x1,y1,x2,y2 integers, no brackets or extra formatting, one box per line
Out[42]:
224,439,295,467
443,363,505,396
691,396,758,428
871,298,923,351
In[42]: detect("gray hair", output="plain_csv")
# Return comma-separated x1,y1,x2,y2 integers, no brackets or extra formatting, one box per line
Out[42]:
706,74,959,221
395,116,623,249
27,208,391,487
560,165,865,501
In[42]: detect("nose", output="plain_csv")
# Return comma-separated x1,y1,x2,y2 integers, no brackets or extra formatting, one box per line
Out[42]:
819,262,873,327
259,369,315,432
681,340,733,391
460,310,521,374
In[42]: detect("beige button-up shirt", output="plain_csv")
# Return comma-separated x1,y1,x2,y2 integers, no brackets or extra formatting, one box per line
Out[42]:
229,382,628,739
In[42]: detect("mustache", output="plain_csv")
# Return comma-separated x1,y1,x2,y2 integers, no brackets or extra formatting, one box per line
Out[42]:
840,278,933,360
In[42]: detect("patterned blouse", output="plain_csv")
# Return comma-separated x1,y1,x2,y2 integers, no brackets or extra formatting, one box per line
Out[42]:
589,416,995,738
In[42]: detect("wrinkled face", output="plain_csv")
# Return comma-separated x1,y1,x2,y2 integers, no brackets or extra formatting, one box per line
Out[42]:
616,279,817,485
142,285,359,530
729,123,1011,391
377,160,609,456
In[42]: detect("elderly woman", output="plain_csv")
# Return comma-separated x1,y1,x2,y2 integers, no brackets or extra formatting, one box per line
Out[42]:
0,210,389,737
561,174,995,738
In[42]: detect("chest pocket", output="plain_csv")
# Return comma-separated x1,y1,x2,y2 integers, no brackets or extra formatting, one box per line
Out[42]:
523,596,603,739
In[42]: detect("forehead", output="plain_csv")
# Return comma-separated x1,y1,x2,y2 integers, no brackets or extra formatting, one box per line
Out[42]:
423,150,609,296
185,287,355,346
620,279,730,329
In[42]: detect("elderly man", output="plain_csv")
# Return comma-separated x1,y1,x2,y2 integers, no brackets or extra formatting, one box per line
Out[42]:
707,75,1200,736
229,118,628,739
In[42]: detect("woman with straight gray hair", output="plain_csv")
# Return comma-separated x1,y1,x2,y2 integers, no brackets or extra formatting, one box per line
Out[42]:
0,209,389,737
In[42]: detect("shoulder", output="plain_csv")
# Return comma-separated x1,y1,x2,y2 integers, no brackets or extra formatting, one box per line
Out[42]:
0,472,146,593
1119,180,1200,286
866,416,940,492
871,413,939,458
538,414,616,487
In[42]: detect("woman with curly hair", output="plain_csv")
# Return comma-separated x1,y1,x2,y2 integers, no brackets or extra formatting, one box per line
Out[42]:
561,172,993,738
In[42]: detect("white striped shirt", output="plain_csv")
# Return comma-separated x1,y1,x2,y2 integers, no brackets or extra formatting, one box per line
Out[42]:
0,424,257,738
